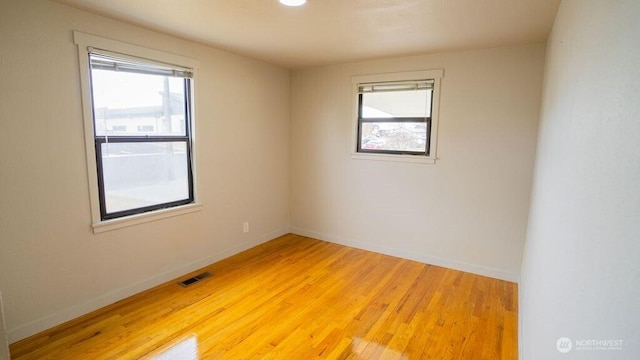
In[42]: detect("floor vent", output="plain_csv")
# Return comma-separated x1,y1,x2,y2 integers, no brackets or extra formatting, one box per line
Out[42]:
179,271,212,287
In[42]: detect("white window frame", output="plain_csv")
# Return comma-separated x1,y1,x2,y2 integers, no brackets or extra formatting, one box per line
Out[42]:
74,32,202,233
351,69,443,164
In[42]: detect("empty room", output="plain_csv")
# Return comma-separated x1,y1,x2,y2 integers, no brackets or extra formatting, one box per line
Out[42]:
0,0,638,359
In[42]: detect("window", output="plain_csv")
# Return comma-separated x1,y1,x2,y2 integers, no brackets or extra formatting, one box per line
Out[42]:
89,50,194,220
358,81,432,155
75,32,200,231
352,70,443,163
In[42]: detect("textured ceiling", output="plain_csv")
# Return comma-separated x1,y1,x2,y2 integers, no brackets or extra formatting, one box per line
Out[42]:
53,0,561,68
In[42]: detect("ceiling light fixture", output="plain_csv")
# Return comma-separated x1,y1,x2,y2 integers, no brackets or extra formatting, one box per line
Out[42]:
279,0,306,6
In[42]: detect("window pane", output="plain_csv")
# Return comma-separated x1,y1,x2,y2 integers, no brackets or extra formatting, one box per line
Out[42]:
91,69,187,136
362,89,431,118
100,142,190,214
360,122,427,152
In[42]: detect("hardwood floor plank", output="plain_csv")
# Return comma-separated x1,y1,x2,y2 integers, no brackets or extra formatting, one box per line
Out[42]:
10,234,518,359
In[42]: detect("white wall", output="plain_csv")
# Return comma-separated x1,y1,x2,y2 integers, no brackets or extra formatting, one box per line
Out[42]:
520,0,640,359
0,0,290,343
290,44,545,281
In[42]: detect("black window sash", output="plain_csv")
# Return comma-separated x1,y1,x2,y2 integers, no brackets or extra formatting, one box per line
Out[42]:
94,137,194,220
357,94,431,156
92,78,194,220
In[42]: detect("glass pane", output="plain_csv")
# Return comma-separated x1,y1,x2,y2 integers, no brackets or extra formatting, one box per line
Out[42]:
100,142,190,214
360,122,427,153
91,69,187,136
362,89,431,118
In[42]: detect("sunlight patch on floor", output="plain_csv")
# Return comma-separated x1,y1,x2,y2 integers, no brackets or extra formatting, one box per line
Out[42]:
152,335,198,360
351,337,409,359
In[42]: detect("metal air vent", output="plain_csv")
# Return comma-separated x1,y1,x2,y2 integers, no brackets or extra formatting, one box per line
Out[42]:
179,271,212,287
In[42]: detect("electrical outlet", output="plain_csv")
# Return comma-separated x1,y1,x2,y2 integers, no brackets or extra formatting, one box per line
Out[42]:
243,221,249,233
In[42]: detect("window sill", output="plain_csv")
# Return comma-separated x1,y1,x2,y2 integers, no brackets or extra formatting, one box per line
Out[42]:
350,153,437,164
92,203,203,234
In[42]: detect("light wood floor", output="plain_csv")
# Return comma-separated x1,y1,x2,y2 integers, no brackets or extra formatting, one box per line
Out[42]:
10,234,517,359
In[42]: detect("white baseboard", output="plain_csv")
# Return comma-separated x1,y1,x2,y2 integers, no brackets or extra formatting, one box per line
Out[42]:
289,226,519,283
8,226,514,344
7,228,289,344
